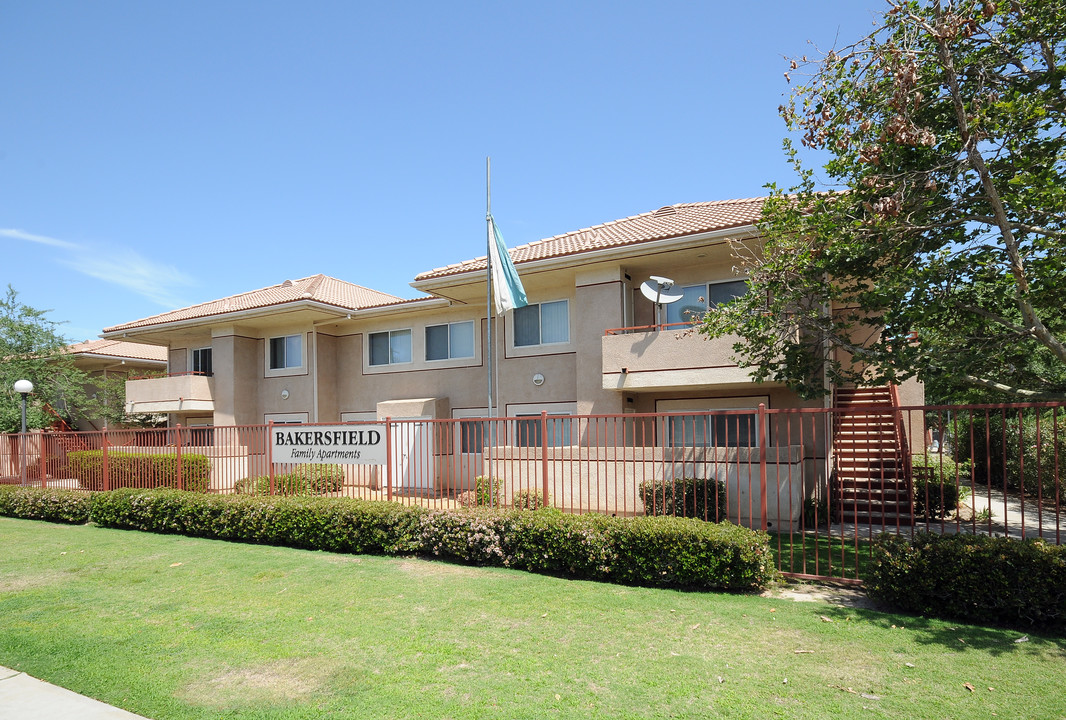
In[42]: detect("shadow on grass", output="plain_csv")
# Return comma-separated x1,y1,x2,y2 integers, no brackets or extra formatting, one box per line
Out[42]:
816,603,1066,656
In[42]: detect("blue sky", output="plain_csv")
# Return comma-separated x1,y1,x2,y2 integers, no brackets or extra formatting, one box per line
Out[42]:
1,1,882,342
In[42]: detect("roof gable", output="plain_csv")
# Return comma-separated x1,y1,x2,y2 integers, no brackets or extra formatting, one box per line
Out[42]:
104,274,403,333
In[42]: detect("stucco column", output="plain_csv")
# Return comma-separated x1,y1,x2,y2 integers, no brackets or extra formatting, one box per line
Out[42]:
574,267,626,416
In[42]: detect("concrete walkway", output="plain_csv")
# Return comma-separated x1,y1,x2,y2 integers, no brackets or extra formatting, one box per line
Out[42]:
0,666,150,719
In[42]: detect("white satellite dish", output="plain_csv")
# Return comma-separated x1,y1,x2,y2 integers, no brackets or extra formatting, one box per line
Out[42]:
639,276,682,326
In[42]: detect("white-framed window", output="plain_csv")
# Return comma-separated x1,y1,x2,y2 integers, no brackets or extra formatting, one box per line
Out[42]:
514,300,569,347
452,408,490,454
268,334,304,372
507,402,576,448
368,329,412,366
658,396,767,448
190,347,213,376
425,321,474,361
667,279,748,324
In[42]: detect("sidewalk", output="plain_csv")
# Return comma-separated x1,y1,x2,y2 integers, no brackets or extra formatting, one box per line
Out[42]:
0,666,150,719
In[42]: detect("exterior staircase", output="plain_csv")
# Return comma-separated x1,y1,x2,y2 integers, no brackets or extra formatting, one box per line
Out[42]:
832,386,914,526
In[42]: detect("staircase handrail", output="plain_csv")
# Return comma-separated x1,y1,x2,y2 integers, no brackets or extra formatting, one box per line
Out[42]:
888,384,915,519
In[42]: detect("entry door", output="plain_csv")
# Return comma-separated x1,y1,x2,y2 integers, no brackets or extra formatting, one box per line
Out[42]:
389,417,433,492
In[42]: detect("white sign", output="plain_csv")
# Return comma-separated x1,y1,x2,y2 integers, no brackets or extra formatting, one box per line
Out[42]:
271,424,386,465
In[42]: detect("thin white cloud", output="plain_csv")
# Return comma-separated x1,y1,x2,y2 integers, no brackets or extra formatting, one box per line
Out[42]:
61,252,194,308
4,227,193,308
0,228,80,249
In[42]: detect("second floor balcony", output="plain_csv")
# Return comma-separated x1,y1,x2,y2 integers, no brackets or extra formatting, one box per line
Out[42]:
125,372,215,415
602,324,770,392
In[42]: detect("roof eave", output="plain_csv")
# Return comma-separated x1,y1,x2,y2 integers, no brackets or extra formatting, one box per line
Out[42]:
102,299,366,338
409,224,762,292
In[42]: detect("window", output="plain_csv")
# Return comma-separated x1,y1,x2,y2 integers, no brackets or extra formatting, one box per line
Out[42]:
668,413,757,447
191,347,213,377
268,334,303,370
515,414,571,447
369,329,412,366
425,321,474,361
659,396,766,448
667,279,747,324
514,300,569,347
459,419,487,453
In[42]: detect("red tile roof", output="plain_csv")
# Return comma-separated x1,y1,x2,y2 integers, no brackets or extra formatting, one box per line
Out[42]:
414,198,766,283
65,339,168,362
104,274,403,333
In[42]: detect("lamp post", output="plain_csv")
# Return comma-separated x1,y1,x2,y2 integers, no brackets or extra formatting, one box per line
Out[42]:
13,379,33,486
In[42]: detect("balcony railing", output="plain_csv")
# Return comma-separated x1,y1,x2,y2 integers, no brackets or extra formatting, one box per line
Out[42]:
602,324,760,390
125,374,215,414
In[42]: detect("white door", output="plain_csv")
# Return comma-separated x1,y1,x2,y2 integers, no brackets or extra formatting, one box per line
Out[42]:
389,417,433,492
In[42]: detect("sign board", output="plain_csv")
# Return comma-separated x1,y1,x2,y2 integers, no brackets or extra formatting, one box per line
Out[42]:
271,424,386,465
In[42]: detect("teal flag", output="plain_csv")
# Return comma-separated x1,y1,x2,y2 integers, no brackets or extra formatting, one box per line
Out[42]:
488,216,528,314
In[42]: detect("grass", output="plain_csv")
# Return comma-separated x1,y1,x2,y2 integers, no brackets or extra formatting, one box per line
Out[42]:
769,532,877,581
2,518,1065,719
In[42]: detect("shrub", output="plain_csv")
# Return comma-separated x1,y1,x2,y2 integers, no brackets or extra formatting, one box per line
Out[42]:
235,464,345,497
868,532,1066,631
87,489,776,592
802,496,830,528
640,477,727,522
89,488,425,554
956,410,1065,503
910,455,962,518
474,476,502,507
67,450,210,493
0,486,91,524
420,508,774,591
456,477,501,507
512,488,548,510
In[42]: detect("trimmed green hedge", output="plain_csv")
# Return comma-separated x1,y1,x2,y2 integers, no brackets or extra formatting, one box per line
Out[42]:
234,464,346,497
89,489,775,591
868,532,1066,632
67,450,210,493
640,477,727,522
910,455,963,518
0,486,91,524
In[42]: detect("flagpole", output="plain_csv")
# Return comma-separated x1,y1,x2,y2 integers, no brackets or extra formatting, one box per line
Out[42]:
486,157,493,419
485,157,495,484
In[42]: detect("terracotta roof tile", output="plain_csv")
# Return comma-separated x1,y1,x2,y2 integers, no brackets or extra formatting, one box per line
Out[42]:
104,274,402,333
65,339,168,362
414,198,766,282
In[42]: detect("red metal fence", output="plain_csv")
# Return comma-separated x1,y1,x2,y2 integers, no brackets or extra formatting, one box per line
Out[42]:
2,402,1062,582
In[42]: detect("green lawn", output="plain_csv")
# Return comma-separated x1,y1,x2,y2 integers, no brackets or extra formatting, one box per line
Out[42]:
1,518,1064,720
769,532,876,581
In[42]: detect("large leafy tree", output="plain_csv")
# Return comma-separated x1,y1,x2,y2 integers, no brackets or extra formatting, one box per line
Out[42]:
702,0,1066,401
0,286,94,432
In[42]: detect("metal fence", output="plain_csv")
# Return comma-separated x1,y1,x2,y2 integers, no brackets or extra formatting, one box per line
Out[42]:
2,402,1062,582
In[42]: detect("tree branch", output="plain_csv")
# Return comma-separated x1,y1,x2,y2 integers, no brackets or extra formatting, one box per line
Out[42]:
962,374,1066,401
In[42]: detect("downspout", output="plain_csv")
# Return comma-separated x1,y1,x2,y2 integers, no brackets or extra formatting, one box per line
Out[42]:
311,317,343,423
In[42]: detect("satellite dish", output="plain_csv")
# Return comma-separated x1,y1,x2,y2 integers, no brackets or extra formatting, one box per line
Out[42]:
640,278,683,304
639,276,682,327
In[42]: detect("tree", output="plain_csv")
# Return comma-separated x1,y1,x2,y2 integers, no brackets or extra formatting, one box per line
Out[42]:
96,370,167,429
701,0,1066,401
0,286,95,432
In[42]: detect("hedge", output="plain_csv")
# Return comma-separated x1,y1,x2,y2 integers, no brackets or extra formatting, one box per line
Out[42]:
640,477,727,522
0,486,91,524
868,532,1066,632
88,489,776,591
910,455,963,519
234,464,346,497
956,410,1065,502
67,450,211,493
